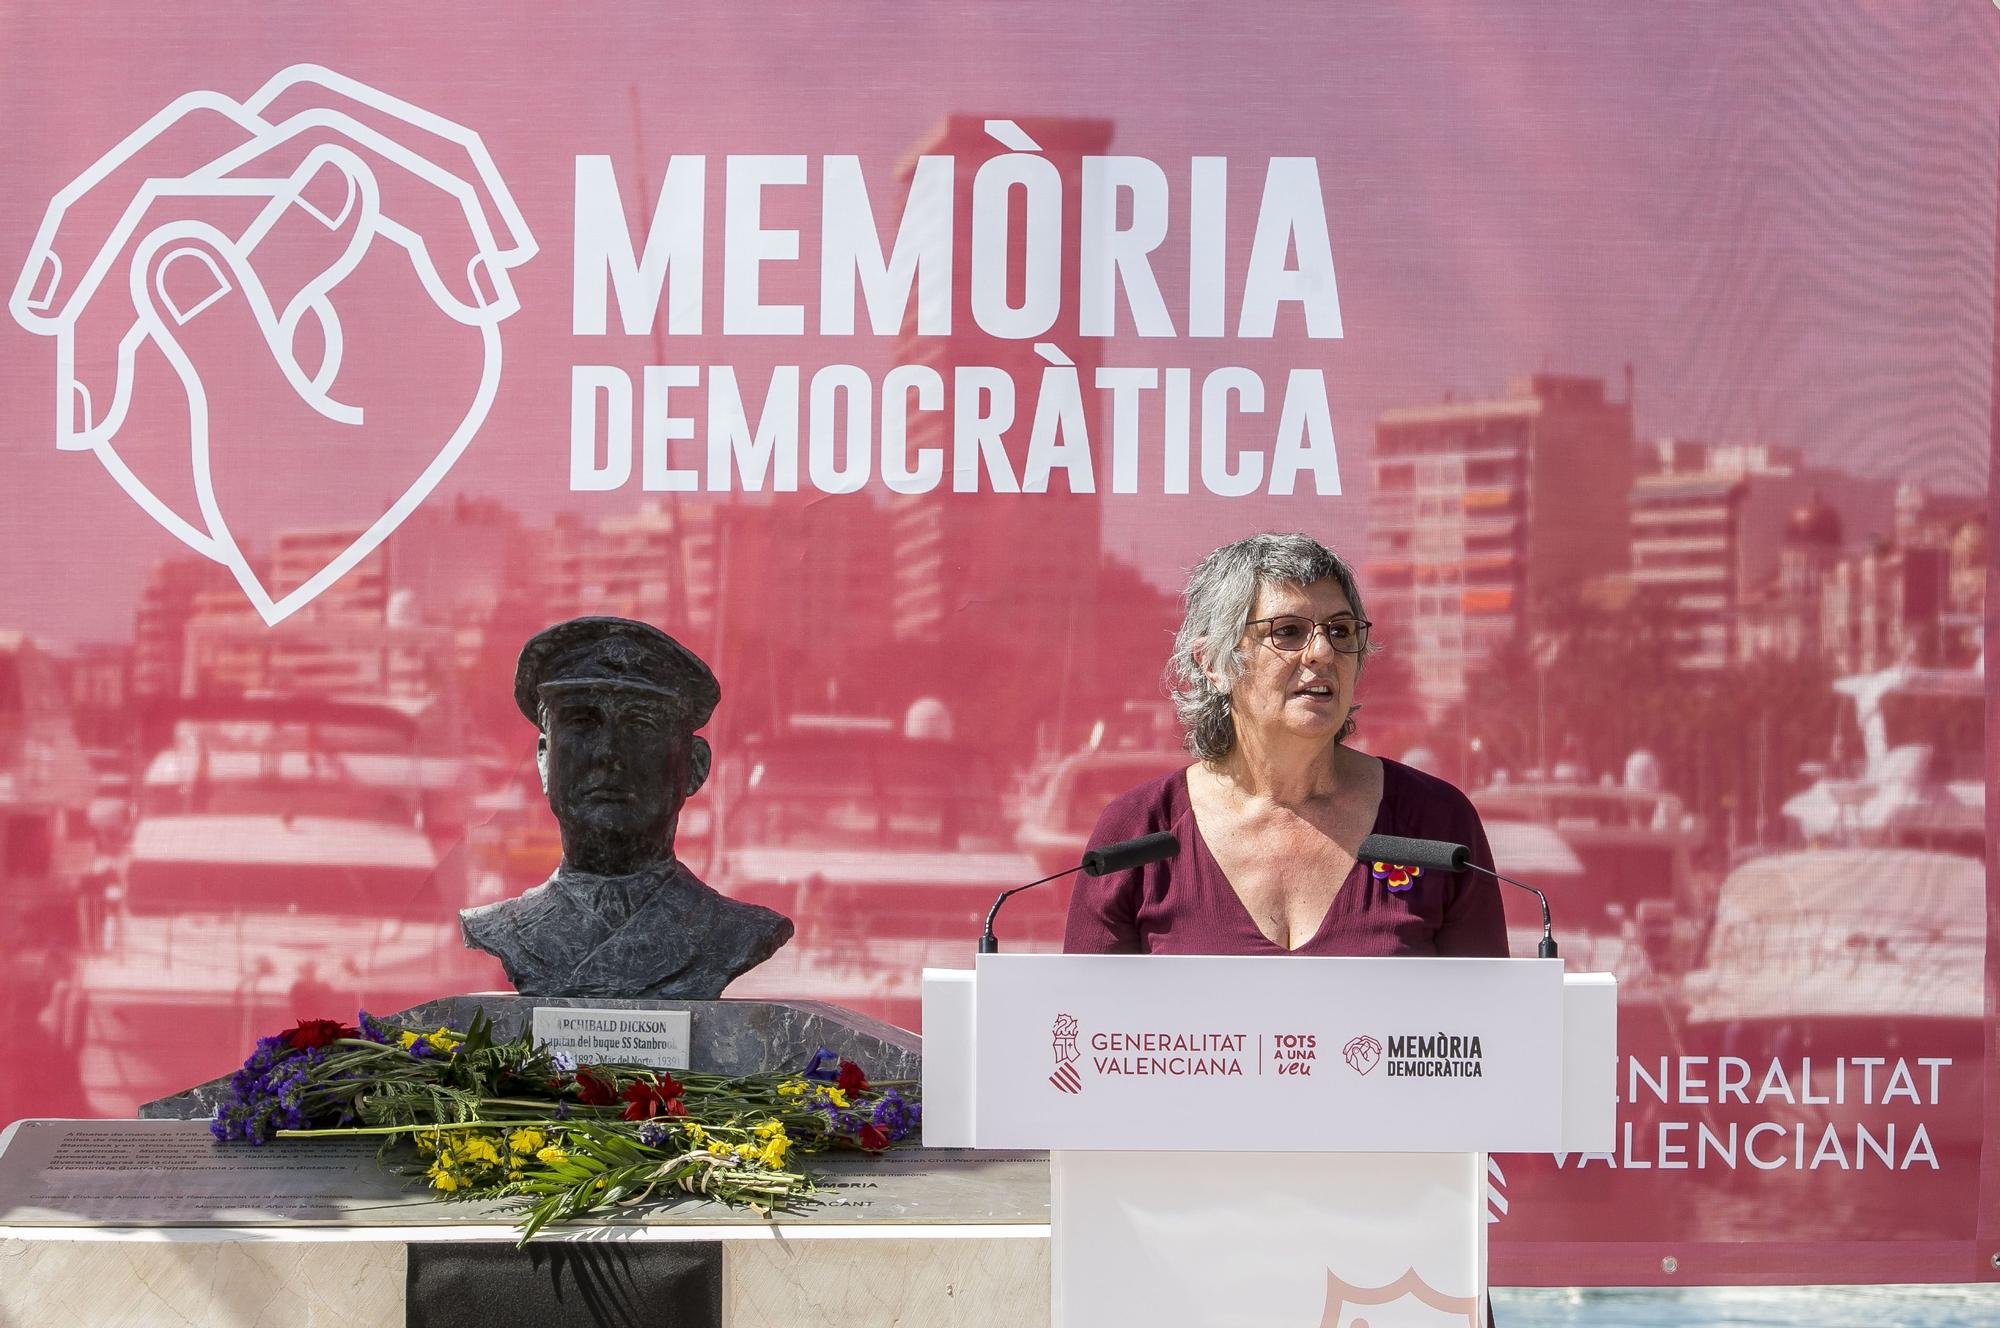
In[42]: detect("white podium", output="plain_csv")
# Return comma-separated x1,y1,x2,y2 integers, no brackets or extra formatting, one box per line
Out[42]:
923,955,1615,1328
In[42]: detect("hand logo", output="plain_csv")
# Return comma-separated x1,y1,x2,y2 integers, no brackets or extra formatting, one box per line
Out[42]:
9,65,536,624
1341,1034,1382,1075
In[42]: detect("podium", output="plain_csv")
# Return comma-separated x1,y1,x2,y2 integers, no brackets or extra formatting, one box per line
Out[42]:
923,955,1615,1328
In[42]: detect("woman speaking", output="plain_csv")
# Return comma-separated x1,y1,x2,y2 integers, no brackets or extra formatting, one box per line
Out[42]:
1064,532,1507,959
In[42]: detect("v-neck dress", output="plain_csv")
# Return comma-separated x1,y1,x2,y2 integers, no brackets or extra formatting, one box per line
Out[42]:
1061,758,1507,958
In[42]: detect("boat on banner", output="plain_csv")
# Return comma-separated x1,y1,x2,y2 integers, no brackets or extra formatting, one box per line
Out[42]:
1015,728,1191,879
1670,845,1984,1236
1781,658,1984,852
41,695,496,1114
707,705,1038,1029
1637,655,1991,1236
1472,753,1710,979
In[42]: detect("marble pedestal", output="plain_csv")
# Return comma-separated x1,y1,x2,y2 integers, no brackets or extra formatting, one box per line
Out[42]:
0,1232,1051,1328
4,994,1051,1327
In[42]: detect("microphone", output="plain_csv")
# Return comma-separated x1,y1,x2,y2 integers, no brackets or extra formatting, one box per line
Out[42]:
1355,833,1468,872
979,831,1179,955
1081,830,1179,876
1356,833,1558,960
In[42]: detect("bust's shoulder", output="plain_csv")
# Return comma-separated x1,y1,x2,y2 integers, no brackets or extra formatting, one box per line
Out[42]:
660,863,785,926
460,878,563,941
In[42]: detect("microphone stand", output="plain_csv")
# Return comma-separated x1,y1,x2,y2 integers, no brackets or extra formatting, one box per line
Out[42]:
978,866,1085,954
1465,864,1558,959
979,831,1180,955
1357,833,1558,960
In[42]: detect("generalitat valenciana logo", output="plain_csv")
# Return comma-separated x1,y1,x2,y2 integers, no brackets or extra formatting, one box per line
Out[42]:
9,65,536,625
1050,1012,1082,1094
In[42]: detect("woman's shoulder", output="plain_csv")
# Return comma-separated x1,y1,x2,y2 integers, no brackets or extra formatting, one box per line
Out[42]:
1378,756,1482,824
1092,765,1194,837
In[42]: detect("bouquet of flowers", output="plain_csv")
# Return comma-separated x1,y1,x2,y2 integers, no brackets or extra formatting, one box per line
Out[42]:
210,1009,920,1241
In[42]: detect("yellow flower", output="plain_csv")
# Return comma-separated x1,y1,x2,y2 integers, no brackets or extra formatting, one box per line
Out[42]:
825,1088,850,1109
509,1129,546,1156
535,1145,569,1166
749,1121,791,1168
398,1026,462,1055
427,1161,461,1193
454,1135,502,1167
732,1142,760,1162
683,1122,710,1148
775,1079,809,1098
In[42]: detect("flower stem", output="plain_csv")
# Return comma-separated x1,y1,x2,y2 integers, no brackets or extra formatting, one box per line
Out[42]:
276,1121,501,1140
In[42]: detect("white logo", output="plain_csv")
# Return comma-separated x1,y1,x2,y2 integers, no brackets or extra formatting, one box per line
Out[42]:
9,66,536,624
1317,1268,1480,1328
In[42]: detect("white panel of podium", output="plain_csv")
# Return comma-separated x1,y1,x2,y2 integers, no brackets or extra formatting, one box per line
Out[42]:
924,956,1616,1328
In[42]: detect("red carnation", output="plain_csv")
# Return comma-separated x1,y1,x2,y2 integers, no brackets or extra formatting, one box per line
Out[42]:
575,1070,617,1107
836,1060,870,1095
619,1077,686,1122
856,1124,890,1152
282,1018,357,1050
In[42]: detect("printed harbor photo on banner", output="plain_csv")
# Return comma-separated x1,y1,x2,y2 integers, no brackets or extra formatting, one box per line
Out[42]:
0,0,1991,1296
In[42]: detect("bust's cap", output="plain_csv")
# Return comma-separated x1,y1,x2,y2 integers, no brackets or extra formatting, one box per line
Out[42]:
514,616,719,730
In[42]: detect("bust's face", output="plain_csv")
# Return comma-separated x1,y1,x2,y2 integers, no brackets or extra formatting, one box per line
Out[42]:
539,688,703,867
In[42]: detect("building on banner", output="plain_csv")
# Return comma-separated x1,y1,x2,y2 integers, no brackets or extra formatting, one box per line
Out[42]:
889,115,1118,763
1369,374,1635,713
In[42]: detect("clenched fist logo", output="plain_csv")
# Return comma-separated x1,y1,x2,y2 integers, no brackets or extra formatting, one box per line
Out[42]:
9,65,536,624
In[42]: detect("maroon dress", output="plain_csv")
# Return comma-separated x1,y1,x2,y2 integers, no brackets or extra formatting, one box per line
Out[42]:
1062,758,1508,958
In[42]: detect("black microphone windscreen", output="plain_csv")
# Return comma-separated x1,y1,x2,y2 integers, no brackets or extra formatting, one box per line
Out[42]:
1356,833,1469,873
1081,830,1181,876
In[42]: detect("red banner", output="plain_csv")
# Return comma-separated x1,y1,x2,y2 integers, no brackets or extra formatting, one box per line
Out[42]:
0,2,1994,1285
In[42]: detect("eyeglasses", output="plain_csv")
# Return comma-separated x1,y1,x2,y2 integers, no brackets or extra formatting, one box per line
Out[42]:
1247,615,1372,655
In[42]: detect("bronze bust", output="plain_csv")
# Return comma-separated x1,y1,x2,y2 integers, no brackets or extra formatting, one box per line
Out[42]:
459,617,793,999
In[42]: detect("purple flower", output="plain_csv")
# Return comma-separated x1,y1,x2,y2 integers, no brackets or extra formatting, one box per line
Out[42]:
804,1048,839,1082
211,1034,315,1144
816,1104,862,1134
869,1089,919,1143
636,1122,671,1148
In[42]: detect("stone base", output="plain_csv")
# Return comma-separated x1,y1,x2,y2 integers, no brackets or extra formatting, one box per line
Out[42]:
727,1238,1048,1327
0,1238,408,1328
18,994,1050,1326
0,1236,1050,1328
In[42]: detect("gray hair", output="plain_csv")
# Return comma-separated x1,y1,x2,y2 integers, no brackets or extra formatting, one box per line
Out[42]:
1168,533,1371,761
